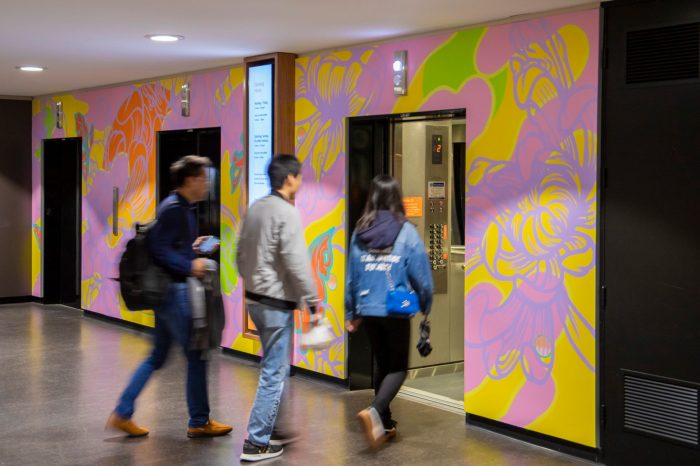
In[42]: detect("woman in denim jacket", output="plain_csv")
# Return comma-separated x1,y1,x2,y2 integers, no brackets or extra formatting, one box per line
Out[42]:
345,175,433,448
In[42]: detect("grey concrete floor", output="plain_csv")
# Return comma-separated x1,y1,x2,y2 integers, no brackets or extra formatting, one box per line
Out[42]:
0,303,595,466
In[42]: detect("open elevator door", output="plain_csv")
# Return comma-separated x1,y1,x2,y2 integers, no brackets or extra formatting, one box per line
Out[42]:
156,127,221,238
347,110,466,409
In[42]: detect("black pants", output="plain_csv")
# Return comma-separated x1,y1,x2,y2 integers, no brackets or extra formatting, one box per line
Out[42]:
363,316,411,427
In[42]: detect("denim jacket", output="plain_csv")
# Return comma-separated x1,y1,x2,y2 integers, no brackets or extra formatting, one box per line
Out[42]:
345,222,433,320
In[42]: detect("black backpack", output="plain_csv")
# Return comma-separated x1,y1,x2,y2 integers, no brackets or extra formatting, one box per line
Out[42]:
118,221,170,310
118,206,189,311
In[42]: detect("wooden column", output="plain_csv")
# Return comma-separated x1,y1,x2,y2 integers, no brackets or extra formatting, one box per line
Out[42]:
241,52,297,340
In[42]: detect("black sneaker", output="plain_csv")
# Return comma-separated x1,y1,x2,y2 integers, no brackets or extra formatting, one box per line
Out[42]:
240,439,283,462
384,419,398,439
269,430,300,446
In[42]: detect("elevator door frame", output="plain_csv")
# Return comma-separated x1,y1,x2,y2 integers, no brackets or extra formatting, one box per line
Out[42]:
345,108,466,390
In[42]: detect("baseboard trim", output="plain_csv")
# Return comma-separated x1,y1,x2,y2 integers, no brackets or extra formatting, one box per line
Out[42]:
466,413,601,462
0,296,35,305
83,309,154,334
221,347,347,387
221,347,261,364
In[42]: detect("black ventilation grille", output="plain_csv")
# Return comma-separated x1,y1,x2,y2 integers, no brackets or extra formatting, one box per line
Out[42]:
624,374,699,446
626,23,700,84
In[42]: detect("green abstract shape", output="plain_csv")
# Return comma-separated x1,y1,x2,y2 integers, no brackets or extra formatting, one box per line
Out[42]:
488,66,509,113
423,28,486,95
423,28,511,119
42,104,54,137
34,147,41,160
220,225,238,294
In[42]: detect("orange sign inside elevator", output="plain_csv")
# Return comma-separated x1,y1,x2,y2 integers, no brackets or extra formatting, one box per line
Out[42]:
403,196,423,217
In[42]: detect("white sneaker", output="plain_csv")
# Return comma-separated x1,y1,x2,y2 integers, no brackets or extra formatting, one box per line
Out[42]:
300,318,334,350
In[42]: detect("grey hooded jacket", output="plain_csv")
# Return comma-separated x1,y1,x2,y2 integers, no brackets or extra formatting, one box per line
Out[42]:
236,193,319,310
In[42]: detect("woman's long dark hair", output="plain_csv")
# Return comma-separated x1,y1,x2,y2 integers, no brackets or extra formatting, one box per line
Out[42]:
356,175,406,230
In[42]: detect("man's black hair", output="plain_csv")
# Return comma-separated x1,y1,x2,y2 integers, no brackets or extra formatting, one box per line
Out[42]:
170,155,212,188
268,154,301,190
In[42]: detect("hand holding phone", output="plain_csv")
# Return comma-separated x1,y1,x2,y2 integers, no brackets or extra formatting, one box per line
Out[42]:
197,236,220,254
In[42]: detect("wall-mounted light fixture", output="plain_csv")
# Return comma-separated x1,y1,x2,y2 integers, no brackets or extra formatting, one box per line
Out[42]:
393,50,407,96
181,83,190,117
56,101,63,129
112,187,119,236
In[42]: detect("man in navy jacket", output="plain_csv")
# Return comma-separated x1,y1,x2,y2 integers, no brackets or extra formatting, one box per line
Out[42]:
107,155,232,439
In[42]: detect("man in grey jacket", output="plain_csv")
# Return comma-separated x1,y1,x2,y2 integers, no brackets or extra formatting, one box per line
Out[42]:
236,154,319,462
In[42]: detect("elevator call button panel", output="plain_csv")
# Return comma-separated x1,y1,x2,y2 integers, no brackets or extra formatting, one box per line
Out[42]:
428,223,448,270
424,126,450,294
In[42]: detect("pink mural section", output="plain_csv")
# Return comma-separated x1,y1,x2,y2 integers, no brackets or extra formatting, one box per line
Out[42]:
31,69,248,342
294,9,599,445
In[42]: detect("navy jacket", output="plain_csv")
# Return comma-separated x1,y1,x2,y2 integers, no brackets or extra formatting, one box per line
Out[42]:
148,192,197,280
345,211,433,320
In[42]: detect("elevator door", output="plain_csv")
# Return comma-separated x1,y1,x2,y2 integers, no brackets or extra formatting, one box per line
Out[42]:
43,138,81,307
157,128,221,238
346,111,466,394
346,118,390,389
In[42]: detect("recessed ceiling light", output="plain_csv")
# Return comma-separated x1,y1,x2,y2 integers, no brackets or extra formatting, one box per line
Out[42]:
146,34,184,42
16,66,46,72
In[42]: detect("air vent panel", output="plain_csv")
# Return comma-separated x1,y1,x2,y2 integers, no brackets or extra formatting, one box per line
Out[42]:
626,23,700,84
624,374,699,446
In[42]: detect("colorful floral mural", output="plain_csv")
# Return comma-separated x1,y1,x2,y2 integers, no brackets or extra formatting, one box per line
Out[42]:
31,70,250,335
293,9,599,446
32,7,599,446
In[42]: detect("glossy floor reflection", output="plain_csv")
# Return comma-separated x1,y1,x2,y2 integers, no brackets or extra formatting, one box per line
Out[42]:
0,304,594,466
403,371,464,402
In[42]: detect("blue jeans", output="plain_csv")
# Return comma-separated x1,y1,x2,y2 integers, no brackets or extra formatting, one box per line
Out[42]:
246,303,294,446
115,282,210,427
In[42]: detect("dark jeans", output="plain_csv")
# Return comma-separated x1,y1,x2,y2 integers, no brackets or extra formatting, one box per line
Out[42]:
115,282,210,427
364,316,411,427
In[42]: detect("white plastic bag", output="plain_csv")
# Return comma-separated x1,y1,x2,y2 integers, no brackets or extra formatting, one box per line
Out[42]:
300,317,334,350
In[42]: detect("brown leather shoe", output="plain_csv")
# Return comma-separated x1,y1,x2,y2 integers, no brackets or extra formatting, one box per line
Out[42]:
106,412,149,437
187,419,233,438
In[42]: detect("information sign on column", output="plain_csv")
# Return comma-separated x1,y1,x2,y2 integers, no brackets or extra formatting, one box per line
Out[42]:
247,62,274,206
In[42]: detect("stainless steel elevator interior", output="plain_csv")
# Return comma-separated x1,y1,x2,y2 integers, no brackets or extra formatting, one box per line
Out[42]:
391,116,466,409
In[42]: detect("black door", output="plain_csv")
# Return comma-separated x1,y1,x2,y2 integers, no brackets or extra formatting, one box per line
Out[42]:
602,1,700,464
157,128,221,237
346,116,390,390
43,138,81,307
